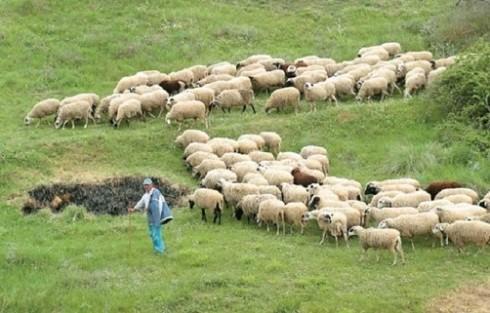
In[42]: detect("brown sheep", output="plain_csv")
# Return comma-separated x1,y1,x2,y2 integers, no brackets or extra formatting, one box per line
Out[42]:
425,181,463,200
158,79,185,95
291,168,319,187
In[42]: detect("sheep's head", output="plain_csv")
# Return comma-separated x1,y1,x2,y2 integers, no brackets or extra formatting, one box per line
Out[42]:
377,197,392,208
308,195,321,210
188,199,195,209
364,182,381,195
432,223,449,235
377,219,390,229
291,168,300,175
285,78,294,87
303,82,313,90
24,116,32,125
54,118,63,129
478,199,489,209
348,226,363,237
301,212,313,223
464,216,476,221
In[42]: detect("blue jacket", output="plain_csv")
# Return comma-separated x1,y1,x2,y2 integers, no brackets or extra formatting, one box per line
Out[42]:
147,188,163,226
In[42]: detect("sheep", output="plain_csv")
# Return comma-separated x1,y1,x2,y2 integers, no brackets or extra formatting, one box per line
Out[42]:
365,183,417,195
283,202,308,234
367,178,420,191
54,100,94,129
114,74,148,93
353,55,381,65
381,42,402,56
236,54,272,68
435,204,487,223
264,87,300,114
201,169,237,190
237,62,266,74
348,226,405,265
378,212,439,250
166,91,196,109
258,167,294,186
169,69,194,87
425,181,464,200
202,80,234,96
159,79,186,95
139,89,169,118
187,87,215,111
196,74,234,86
321,211,349,247
404,51,433,61
403,68,426,98
323,176,362,190
183,142,214,159
403,60,433,74
188,188,224,224
175,129,209,148
209,137,239,151
25,98,60,127
364,206,419,225
347,200,368,225
329,184,362,201
259,131,282,156
302,158,325,175
417,199,453,212
257,199,286,235
361,68,400,94
238,67,266,77
231,161,259,182
302,210,331,244
427,67,447,87
192,159,226,179
210,89,256,113
242,173,269,186
285,72,327,93
237,139,259,154
300,145,328,159
356,77,389,101
130,84,164,95
303,81,337,111
296,65,326,76
326,75,356,98
258,185,282,199
432,221,490,252
248,151,274,163
135,70,168,86
187,65,208,82
277,152,303,162
249,70,285,93
442,194,473,205
165,100,208,130
369,191,404,207
359,47,390,60
185,151,219,169
327,207,362,228
220,152,252,168
229,77,253,91
479,192,490,210
280,183,309,204
114,99,143,128
238,134,266,150
465,213,490,223
218,179,260,208
60,93,100,114
208,139,236,158
435,188,479,204
378,190,431,208
95,94,120,119
235,194,276,222
431,56,456,69
291,168,318,187
209,62,237,76
107,93,140,124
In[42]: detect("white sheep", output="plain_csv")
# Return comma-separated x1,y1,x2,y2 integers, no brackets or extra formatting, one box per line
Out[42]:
427,67,447,87
185,151,219,169
403,68,426,98
365,206,419,225
187,65,208,82
378,190,431,208
432,56,456,69
201,169,237,190
280,183,309,204
25,99,60,127
249,70,285,93
286,72,327,93
202,80,234,96
304,81,337,111
166,91,196,109
211,89,255,113
139,89,169,118
231,161,259,182
435,204,487,223
257,199,286,235
432,221,490,252
321,211,349,247
188,188,224,224
236,194,276,223
218,179,259,209
183,142,214,159
220,152,252,168
114,74,148,93
192,159,226,179
258,167,294,186
378,212,439,250
114,99,143,128
242,173,269,186
442,194,473,205
283,202,308,234
259,132,282,156
237,139,259,154
238,134,266,150
209,62,237,76
381,42,402,56
175,129,209,148
356,77,389,101
54,100,94,129
417,199,453,212
229,77,253,91
248,151,274,163
465,213,490,223
327,76,356,98
208,139,236,158
264,87,300,114
169,69,194,87
165,100,208,130
187,87,215,111
258,185,282,199
197,74,234,86
435,188,479,204
403,51,433,61
130,84,164,95
348,226,405,265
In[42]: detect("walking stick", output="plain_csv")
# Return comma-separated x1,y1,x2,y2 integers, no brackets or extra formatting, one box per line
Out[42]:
128,207,132,260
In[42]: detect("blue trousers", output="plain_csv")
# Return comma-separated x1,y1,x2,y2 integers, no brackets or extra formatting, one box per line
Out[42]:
148,224,165,254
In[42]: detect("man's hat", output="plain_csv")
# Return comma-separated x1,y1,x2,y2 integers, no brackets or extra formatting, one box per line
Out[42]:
143,178,153,185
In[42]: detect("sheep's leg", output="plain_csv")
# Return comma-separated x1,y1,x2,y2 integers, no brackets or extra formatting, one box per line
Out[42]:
84,116,89,128
410,239,415,251
71,120,75,129
396,242,405,264
204,117,209,129
332,95,338,106
290,225,293,234
276,222,280,235
213,210,217,224
391,249,398,266
157,107,164,118
300,224,304,235
218,210,221,225
319,230,327,245
334,235,339,248
62,120,68,129
344,232,350,248
201,208,207,222
359,249,367,262
241,105,247,113
393,82,402,94
266,224,270,232
221,107,226,113
36,119,41,128
375,251,380,263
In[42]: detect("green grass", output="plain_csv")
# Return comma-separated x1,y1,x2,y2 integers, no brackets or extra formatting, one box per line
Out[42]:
1,0,489,312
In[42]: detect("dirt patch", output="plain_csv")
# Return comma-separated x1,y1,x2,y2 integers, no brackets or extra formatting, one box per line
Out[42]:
22,176,190,215
426,278,490,313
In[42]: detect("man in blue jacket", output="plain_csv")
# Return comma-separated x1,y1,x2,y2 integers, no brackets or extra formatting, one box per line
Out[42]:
129,178,165,255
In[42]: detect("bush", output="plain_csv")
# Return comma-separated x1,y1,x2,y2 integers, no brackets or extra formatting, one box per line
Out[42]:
431,40,490,130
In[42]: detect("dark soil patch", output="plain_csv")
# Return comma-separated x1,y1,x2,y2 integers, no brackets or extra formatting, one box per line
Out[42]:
22,176,190,215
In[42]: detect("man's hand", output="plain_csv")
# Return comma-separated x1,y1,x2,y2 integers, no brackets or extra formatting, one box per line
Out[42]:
128,207,135,213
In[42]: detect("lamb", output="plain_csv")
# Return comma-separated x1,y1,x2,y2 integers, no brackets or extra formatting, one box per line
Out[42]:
237,139,259,154
187,65,208,82
356,77,389,101
378,212,439,250
327,76,356,98
435,204,487,223
165,100,208,130
257,185,282,199
432,221,490,252
248,151,274,163
192,159,226,179
185,151,219,169
249,70,285,93
435,188,479,204
425,181,463,200
300,145,328,159
166,92,196,109
427,67,447,87
113,74,148,93
235,194,276,222
283,202,309,234
196,74,234,86
442,194,473,205
260,131,282,156
280,183,309,204
139,89,169,117
175,129,209,148
303,81,337,111
479,191,490,210
169,69,194,87
348,226,405,265
257,199,286,235
220,152,252,168
54,100,95,129
114,99,143,128
364,206,419,225
258,167,294,186
187,87,215,111
159,79,186,95
25,98,60,127
218,179,259,209
242,173,269,186
285,72,327,93
183,142,214,159
291,168,319,187
264,87,301,114
188,188,224,224
378,191,431,208
231,161,259,182
403,68,426,98
210,89,256,113
381,42,402,56
200,169,237,190
321,211,349,247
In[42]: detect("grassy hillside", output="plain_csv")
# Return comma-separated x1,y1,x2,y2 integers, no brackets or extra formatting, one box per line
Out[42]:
1,0,489,312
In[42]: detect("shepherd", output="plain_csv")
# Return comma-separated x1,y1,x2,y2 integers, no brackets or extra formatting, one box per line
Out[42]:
128,178,172,255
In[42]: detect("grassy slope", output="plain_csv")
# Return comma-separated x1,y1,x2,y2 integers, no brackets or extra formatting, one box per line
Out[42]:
0,0,489,312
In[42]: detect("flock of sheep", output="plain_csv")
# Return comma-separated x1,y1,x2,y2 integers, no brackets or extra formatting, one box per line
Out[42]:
178,129,490,265
24,42,456,129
